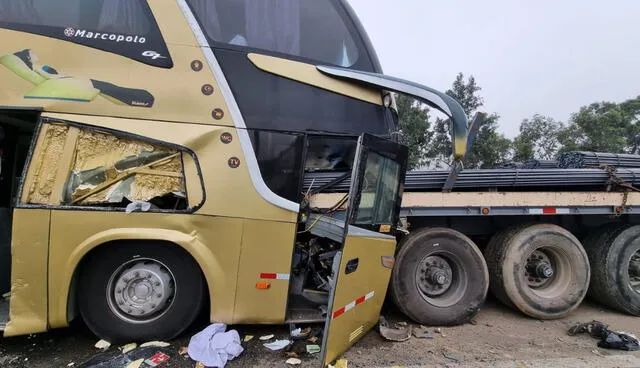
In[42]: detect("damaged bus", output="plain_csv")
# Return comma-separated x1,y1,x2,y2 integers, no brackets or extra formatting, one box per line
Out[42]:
0,0,467,365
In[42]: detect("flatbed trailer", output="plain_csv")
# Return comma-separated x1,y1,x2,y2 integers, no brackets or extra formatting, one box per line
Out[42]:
310,188,640,325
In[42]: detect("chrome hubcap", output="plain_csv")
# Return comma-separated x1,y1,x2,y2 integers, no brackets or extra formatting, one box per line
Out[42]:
107,259,175,323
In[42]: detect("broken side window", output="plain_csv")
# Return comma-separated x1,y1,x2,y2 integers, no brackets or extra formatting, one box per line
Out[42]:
23,121,191,211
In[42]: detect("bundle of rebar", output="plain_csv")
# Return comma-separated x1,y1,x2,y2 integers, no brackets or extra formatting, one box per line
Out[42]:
557,152,640,169
304,167,640,193
498,159,558,170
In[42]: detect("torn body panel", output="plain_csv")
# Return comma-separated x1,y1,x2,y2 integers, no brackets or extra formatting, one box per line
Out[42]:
3,209,50,337
23,121,187,210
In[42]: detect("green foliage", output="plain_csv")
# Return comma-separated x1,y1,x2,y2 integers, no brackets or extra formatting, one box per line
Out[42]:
396,94,431,170
513,115,564,161
445,73,512,169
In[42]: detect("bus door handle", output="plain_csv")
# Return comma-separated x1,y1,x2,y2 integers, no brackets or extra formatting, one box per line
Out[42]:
345,258,359,274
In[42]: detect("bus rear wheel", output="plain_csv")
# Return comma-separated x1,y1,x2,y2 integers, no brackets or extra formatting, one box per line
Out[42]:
78,242,204,342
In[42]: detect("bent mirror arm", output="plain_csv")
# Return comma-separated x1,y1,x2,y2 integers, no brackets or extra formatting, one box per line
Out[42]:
317,65,469,159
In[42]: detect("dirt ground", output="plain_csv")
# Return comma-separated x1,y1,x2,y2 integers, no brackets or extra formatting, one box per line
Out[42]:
2,297,640,368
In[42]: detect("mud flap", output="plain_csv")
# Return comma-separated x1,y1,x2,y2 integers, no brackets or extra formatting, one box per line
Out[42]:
320,231,395,366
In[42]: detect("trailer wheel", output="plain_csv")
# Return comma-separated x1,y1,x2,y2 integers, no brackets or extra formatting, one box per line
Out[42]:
390,228,489,326
485,224,589,319
583,224,640,315
78,242,204,342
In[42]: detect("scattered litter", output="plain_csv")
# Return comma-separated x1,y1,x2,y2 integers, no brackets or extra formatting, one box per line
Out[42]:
435,328,442,334
178,347,189,356
243,335,254,342
307,336,319,343
76,346,172,368
443,353,460,362
286,357,302,365
259,334,275,341
125,359,144,368
285,340,307,357
329,358,348,368
379,316,411,342
144,352,170,367
290,326,312,340
195,362,205,368
568,320,640,351
412,326,435,339
67,363,75,367
188,323,244,368
140,341,170,348
264,339,291,351
306,345,321,354
120,343,137,354
94,340,111,350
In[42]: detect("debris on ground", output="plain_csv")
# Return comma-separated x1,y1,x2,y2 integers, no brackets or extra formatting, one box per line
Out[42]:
77,346,173,368
140,341,170,348
443,352,461,362
243,335,254,342
568,320,640,351
379,316,412,342
307,336,319,343
435,328,442,334
263,339,291,351
120,343,137,354
286,357,302,365
329,358,348,368
412,326,435,339
144,351,170,366
178,347,188,356
306,345,321,354
284,340,307,357
125,359,144,368
187,323,244,367
94,340,111,350
259,334,275,341
290,325,313,340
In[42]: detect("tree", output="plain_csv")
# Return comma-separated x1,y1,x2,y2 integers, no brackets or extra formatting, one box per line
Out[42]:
424,117,452,169
558,102,629,153
445,73,512,168
395,94,432,170
513,115,564,161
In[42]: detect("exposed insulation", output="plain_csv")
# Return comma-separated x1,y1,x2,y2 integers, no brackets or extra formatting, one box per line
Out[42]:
26,124,68,204
25,122,186,208
70,130,185,206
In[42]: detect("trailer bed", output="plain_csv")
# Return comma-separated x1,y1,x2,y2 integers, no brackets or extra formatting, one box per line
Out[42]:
310,191,640,217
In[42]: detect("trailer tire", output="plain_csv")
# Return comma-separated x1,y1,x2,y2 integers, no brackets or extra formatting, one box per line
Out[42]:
583,224,640,315
390,228,489,326
485,224,589,320
78,242,204,342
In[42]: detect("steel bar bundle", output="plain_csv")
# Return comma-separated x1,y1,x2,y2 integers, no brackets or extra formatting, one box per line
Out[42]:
304,167,640,193
499,159,558,170
557,152,640,169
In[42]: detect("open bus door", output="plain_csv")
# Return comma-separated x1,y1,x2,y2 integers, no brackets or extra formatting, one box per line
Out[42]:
320,133,408,366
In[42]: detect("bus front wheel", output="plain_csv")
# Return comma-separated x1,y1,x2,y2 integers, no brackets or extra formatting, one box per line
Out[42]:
78,241,204,342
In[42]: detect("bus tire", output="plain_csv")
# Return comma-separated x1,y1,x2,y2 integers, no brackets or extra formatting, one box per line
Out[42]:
390,227,489,326
485,224,589,320
583,224,640,315
78,241,204,342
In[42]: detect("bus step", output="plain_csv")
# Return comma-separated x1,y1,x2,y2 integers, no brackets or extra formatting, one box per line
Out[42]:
0,298,8,331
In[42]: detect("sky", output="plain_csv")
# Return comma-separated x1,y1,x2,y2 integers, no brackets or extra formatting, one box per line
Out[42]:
347,0,640,138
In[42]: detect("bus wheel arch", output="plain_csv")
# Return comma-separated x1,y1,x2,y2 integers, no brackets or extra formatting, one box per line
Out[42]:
67,239,210,341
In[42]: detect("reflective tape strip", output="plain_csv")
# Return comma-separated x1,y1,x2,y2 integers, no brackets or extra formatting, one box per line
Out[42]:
332,291,375,319
260,273,290,280
529,208,570,215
